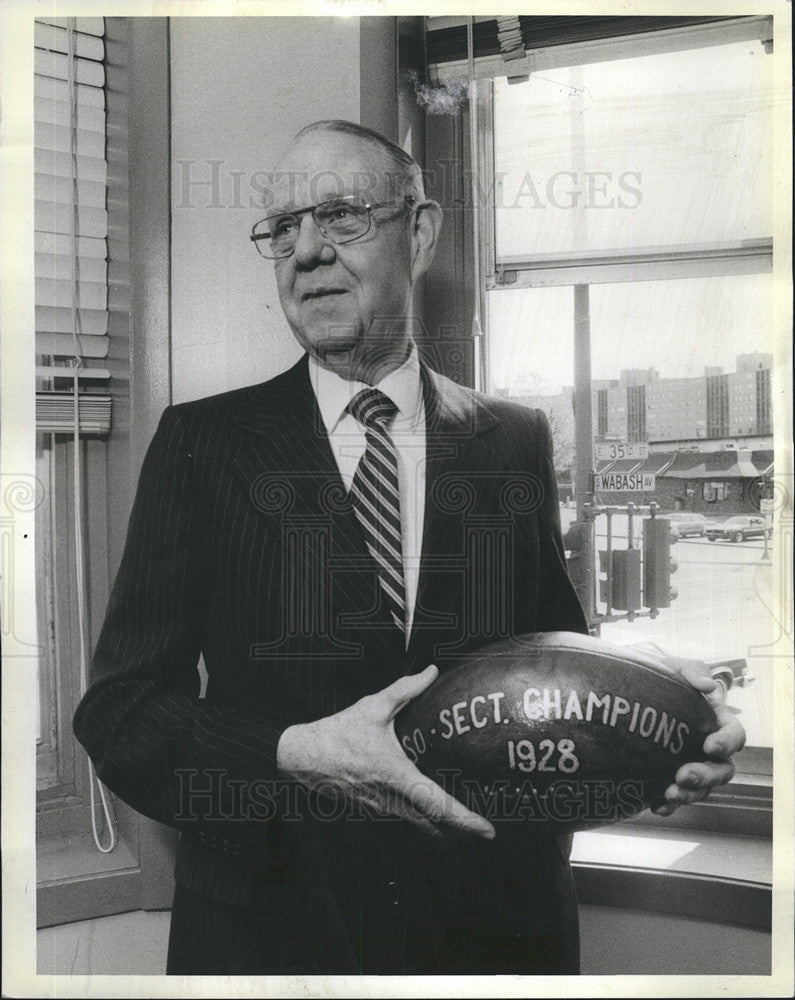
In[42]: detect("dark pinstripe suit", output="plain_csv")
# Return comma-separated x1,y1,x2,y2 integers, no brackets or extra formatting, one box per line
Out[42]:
74,352,588,974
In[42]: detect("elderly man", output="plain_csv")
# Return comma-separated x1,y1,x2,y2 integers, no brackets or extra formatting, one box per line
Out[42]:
74,120,744,976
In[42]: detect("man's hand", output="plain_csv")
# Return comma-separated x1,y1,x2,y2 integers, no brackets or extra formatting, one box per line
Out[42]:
649,654,746,817
276,665,496,840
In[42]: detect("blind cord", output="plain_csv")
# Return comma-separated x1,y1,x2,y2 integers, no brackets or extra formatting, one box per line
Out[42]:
66,18,116,854
466,17,486,393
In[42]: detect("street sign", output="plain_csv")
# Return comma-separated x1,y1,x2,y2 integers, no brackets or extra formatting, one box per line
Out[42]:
593,472,656,492
594,441,650,462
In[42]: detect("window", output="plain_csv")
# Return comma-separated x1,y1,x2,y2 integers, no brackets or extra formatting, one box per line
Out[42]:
36,437,60,791
35,17,111,803
596,388,608,437
756,367,772,434
492,39,774,259
471,19,779,762
706,374,729,438
626,384,646,442
32,16,176,929
703,481,729,502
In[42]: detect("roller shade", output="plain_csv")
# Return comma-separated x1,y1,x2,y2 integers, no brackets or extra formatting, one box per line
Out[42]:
428,15,774,83
35,16,110,433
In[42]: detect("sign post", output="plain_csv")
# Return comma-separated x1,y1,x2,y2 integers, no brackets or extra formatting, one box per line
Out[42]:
760,497,773,561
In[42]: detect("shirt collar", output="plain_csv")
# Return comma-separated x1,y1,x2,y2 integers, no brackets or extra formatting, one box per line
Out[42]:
309,343,424,435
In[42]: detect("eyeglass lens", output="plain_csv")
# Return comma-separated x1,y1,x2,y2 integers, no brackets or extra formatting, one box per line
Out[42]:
257,198,370,258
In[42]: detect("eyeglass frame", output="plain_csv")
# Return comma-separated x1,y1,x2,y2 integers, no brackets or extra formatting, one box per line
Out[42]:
250,194,417,259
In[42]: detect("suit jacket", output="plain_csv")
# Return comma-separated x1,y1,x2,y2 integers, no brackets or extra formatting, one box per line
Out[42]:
74,352,587,959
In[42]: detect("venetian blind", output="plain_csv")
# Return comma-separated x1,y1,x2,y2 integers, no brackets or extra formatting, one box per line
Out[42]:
35,17,111,432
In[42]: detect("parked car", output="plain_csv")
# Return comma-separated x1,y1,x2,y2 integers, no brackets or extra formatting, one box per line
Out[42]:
709,658,755,699
704,515,771,542
623,642,755,696
667,512,709,538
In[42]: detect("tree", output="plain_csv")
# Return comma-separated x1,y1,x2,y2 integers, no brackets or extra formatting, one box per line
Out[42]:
543,393,575,471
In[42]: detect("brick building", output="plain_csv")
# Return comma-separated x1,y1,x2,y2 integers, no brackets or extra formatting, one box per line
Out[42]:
589,353,773,444
510,354,774,514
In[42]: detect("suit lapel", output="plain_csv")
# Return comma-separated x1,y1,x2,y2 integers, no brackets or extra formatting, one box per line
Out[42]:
230,354,344,516
229,355,405,677
227,354,507,673
408,364,501,662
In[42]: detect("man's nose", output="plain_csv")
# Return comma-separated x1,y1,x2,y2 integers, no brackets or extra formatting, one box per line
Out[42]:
292,213,335,267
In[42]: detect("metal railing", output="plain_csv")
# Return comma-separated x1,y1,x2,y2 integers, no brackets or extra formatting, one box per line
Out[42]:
583,499,662,623
580,501,753,692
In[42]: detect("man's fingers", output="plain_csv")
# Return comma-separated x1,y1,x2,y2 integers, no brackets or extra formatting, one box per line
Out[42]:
664,785,703,806
661,654,718,695
401,774,496,840
661,760,736,808
677,666,717,695
704,706,746,757
690,675,718,695
676,759,735,790
381,664,439,720
400,806,443,838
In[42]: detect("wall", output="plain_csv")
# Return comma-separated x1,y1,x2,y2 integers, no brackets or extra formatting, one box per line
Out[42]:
728,367,758,436
169,17,362,403
579,905,770,975
646,376,707,442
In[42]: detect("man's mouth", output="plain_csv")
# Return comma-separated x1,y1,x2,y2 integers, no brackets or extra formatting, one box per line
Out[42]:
301,288,348,302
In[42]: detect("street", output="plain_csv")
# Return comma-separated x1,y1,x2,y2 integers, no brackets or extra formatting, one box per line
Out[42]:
560,508,784,748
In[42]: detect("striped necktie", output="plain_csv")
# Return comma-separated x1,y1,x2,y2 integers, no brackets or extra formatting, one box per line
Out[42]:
348,388,406,635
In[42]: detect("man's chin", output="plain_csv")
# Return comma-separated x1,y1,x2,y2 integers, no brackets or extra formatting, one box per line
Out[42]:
301,331,411,384
315,341,360,364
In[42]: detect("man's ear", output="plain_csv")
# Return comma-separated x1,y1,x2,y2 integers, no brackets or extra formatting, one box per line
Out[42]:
409,200,443,283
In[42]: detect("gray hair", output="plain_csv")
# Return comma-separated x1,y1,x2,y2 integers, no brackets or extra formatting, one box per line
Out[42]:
295,120,426,203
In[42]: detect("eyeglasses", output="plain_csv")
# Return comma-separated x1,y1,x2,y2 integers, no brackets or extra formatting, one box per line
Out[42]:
250,194,415,259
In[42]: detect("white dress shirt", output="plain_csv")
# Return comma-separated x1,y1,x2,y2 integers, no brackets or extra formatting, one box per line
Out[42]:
308,346,426,638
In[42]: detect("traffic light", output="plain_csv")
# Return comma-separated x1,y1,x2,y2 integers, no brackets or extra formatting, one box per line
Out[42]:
598,549,610,607
564,520,594,619
643,517,678,611
599,548,641,612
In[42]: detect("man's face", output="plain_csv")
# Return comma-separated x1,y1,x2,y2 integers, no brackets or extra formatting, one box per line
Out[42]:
270,131,418,383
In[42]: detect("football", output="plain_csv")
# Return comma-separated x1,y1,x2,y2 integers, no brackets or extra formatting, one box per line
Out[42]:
394,631,721,830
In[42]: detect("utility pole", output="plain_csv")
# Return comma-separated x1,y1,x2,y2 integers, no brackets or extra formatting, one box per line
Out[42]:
574,284,594,518
570,284,596,625
563,65,597,629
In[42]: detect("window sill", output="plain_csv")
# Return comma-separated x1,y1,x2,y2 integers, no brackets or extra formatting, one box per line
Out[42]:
37,781,772,932
571,818,771,930
37,831,141,929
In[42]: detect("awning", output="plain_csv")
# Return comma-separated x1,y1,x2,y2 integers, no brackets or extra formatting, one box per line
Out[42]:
609,458,643,473
597,457,644,474
634,452,677,475
665,450,769,479
752,450,774,475
578,450,771,483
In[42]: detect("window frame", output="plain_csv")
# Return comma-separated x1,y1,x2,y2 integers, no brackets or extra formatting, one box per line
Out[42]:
35,434,59,791
473,35,775,795
35,16,177,930
36,434,96,809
